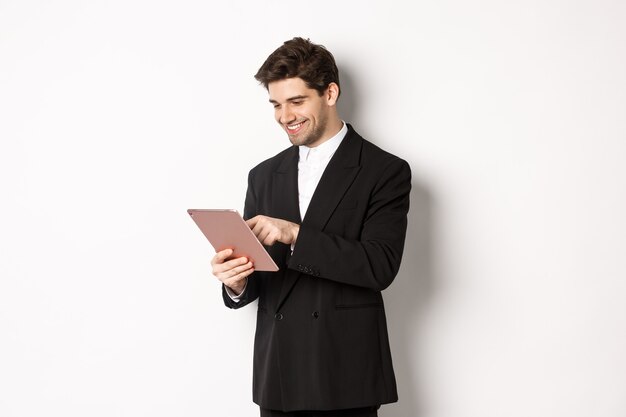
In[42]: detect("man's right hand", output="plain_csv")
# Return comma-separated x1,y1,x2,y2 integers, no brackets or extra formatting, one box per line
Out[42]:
210,248,254,296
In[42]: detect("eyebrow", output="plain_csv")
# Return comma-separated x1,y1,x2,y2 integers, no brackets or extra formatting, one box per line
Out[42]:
269,95,308,104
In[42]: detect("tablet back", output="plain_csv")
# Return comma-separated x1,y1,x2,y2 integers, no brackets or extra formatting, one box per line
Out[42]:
187,209,279,272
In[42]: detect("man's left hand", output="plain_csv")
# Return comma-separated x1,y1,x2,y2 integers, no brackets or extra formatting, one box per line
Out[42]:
246,215,299,246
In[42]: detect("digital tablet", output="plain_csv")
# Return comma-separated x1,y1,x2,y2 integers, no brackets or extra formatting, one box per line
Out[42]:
187,209,279,272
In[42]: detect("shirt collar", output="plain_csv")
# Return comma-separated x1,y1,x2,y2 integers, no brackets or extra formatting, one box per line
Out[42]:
299,122,348,162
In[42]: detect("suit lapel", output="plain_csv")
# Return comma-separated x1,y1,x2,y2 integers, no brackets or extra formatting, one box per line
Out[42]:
275,126,362,311
272,146,301,224
301,126,362,230
272,146,301,310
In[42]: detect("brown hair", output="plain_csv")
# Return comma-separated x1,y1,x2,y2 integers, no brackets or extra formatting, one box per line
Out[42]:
254,37,340,98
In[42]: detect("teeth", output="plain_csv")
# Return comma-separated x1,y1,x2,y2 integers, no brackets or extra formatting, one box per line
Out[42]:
287,122,303,130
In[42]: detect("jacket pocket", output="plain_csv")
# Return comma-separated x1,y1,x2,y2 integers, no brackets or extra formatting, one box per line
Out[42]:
335,302,383,310
336,285,384,309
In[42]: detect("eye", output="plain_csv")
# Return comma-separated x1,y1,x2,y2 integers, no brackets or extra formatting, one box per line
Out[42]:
273,104,281,109
292,101,303,106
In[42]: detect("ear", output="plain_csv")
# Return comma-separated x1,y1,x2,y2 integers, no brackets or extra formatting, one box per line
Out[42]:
325,82,340,106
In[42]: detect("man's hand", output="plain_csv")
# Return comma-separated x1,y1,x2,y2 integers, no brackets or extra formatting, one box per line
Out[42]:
211,248,254,296
246,215,300,246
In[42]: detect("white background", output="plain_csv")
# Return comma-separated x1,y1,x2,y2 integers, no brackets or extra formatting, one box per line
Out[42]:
1,1,625,416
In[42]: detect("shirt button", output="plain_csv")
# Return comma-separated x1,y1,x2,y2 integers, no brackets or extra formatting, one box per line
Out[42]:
312,311,319,319
275,313,283,321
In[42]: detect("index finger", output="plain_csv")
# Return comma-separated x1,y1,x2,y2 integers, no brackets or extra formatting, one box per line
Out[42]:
245,216,260,229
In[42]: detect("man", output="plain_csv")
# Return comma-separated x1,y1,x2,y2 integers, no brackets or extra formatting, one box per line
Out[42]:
211,37,411,417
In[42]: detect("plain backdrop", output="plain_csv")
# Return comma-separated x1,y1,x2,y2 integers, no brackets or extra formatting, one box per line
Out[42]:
1,1,625,416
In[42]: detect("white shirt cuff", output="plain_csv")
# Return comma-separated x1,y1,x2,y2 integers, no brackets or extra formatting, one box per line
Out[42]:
224,278,248,302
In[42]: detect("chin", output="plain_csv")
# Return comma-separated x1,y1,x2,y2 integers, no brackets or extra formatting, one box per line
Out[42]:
287,134,307,147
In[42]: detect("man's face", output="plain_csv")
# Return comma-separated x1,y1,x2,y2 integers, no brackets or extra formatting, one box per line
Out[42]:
268,77,335,148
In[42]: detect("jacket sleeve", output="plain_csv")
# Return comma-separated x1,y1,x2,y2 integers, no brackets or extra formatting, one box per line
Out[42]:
287,158,411,291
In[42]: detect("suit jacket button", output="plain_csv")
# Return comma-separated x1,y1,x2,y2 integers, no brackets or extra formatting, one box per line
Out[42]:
312,311,319,319
275,313,283,321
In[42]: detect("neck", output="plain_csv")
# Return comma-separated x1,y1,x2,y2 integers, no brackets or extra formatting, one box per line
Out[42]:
309,116,344,148
326,116,344,138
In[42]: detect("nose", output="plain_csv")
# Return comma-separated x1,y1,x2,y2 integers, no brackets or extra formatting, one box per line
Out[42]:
278,106,295,125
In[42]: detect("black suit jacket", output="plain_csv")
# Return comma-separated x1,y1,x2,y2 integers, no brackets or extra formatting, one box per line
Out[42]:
222,125,411,412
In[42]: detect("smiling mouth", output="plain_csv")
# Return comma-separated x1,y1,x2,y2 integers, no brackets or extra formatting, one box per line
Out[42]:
286,121,305,133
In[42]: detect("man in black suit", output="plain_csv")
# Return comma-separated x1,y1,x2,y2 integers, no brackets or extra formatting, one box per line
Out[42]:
211,37,411,417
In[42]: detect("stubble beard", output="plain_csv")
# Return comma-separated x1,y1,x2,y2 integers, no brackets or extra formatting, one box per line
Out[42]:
288,110,328,147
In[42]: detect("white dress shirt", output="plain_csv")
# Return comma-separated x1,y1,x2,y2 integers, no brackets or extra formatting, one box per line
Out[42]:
226,122,348,301
297,122,348,219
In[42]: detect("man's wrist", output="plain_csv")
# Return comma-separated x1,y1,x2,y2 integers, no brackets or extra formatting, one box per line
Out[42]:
291,224,300,245
225,278,248,301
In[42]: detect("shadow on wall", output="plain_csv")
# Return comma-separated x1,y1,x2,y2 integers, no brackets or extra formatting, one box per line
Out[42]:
339,65,436,417
383,181,434,417
336,64,360,127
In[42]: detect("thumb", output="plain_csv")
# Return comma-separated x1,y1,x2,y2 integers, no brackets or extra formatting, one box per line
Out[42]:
216,248,234,262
